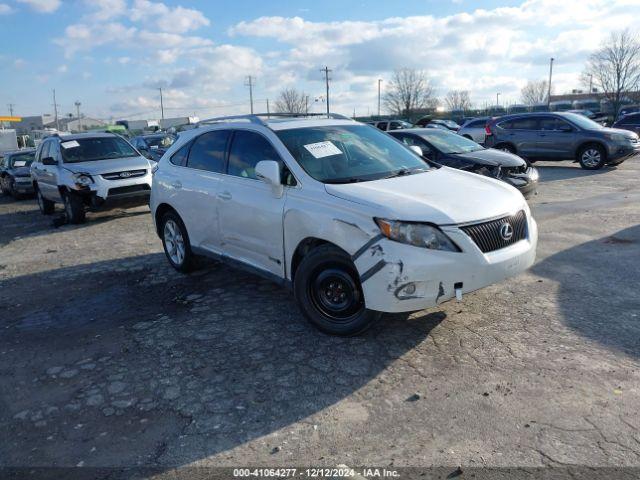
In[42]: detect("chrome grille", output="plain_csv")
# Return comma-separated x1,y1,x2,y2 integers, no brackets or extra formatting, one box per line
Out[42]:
460,210,528,253
101,169,147,180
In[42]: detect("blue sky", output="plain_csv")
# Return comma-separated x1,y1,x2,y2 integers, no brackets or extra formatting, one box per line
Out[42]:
1,0,638,120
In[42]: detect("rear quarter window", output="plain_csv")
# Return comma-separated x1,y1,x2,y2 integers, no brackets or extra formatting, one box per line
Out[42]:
170,142,191,166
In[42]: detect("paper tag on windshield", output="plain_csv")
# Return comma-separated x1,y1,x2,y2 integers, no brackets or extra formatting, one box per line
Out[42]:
61,140,80,149
150,145,159,150
304,141,342,159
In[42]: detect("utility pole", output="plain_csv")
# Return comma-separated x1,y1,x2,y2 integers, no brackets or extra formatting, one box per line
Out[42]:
496,92,501,107
266,98,270,116
547,57,554,106
305,95,309,114
245,76,255,114
377,79,382,117
52,89,60,131
321,66,331,116
7,103,15,116
588,73,593,93
158,88,164,120
74,101,82,132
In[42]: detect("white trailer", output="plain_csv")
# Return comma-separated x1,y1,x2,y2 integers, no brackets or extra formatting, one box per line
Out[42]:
0,129,19,153
159,116,199,129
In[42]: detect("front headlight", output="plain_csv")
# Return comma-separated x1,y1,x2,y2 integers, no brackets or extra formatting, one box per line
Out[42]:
375,219,460,252
606,133,628,143
73,174,93,187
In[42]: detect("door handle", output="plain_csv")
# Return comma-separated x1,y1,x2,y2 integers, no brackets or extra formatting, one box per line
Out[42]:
171,181,182,189
217,191,232,201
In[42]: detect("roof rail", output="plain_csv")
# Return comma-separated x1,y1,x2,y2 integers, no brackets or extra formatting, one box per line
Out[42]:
197,112,352,127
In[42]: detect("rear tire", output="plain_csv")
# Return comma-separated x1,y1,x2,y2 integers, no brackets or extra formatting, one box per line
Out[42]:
63,191,86,224
160,211,194,273
578,144,606,170
36,185,55,215
293,244,381,336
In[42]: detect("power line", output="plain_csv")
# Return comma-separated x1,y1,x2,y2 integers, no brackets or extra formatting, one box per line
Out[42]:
52,89,60,130
244,76,255,114
158,88,164,120
320,66,332,115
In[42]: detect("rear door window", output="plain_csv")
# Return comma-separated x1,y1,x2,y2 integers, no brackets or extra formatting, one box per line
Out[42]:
500,118,539,130
170,142,191,166
620,113,640,125
186,130,230,173
376,122,388,131
539,117,572,131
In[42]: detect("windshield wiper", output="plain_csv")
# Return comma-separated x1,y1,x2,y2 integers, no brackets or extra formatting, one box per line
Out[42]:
382,167,428,179
324,177,367,184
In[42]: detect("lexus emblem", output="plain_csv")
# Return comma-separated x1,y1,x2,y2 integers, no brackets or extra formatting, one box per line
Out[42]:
500,223,514,241
119,172,132,178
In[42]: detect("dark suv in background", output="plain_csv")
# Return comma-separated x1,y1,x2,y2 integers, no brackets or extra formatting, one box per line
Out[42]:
612,112,640,135
484,112,640,169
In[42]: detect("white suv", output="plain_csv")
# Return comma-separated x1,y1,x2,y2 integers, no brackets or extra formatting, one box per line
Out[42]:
151,114,537,335
31,133,155,223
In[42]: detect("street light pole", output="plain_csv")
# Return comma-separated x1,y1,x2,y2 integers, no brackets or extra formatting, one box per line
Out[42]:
496,92,501,107
377,79,382,117
547,57,554,106
244,76,255,114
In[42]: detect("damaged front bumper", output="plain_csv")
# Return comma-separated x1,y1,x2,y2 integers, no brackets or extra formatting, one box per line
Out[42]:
354,214,538,313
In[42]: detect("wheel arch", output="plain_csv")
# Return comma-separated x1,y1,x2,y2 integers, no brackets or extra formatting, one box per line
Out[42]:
575,140,607,160
493,142,517,153
154,202,179,237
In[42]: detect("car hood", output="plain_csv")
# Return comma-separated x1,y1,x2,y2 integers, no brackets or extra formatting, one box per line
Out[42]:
450,148,525,167
325,167,525,225
63,156,152,175
594,127,639,140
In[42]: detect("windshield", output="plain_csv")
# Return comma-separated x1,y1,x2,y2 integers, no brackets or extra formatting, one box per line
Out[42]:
144,135,174,148
60,137,138,163
563,112,604,130
276,124,428,184
419,130,484,154
10,152,35,167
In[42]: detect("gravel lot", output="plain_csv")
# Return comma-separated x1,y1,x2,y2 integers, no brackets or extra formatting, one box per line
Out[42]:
1,160,639,475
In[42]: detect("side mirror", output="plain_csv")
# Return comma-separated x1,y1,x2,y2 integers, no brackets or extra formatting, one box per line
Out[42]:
42,156,57,166
255,160,283,197
409,145,423,156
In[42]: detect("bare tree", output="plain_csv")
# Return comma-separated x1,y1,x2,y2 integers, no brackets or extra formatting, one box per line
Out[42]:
444,90,472,111
520,80,551,105
384,68,437,116
274,88,308,114
583,29,640,115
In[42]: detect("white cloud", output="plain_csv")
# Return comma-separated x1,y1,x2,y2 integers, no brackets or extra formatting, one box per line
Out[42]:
16,0,60,13
57,64,67,73
83,0,127,21
130,0,210,34
228,0,640,109
0,3,13,14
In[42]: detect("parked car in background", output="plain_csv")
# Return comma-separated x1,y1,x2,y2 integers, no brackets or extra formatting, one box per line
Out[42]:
414,118,460,131
612,112,640,135
130,133,176,162
617,105,640,120
367,120,414,131
151,113,537,336
31,133,155,223
0,148,36,198
389,129,538,198
484,112,640,169
457,117,491,144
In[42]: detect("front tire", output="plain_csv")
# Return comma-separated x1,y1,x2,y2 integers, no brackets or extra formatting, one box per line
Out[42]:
160,211,194,273
36,185,55,215
64,191,86,224
578,144,606,170
293,244,381,336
